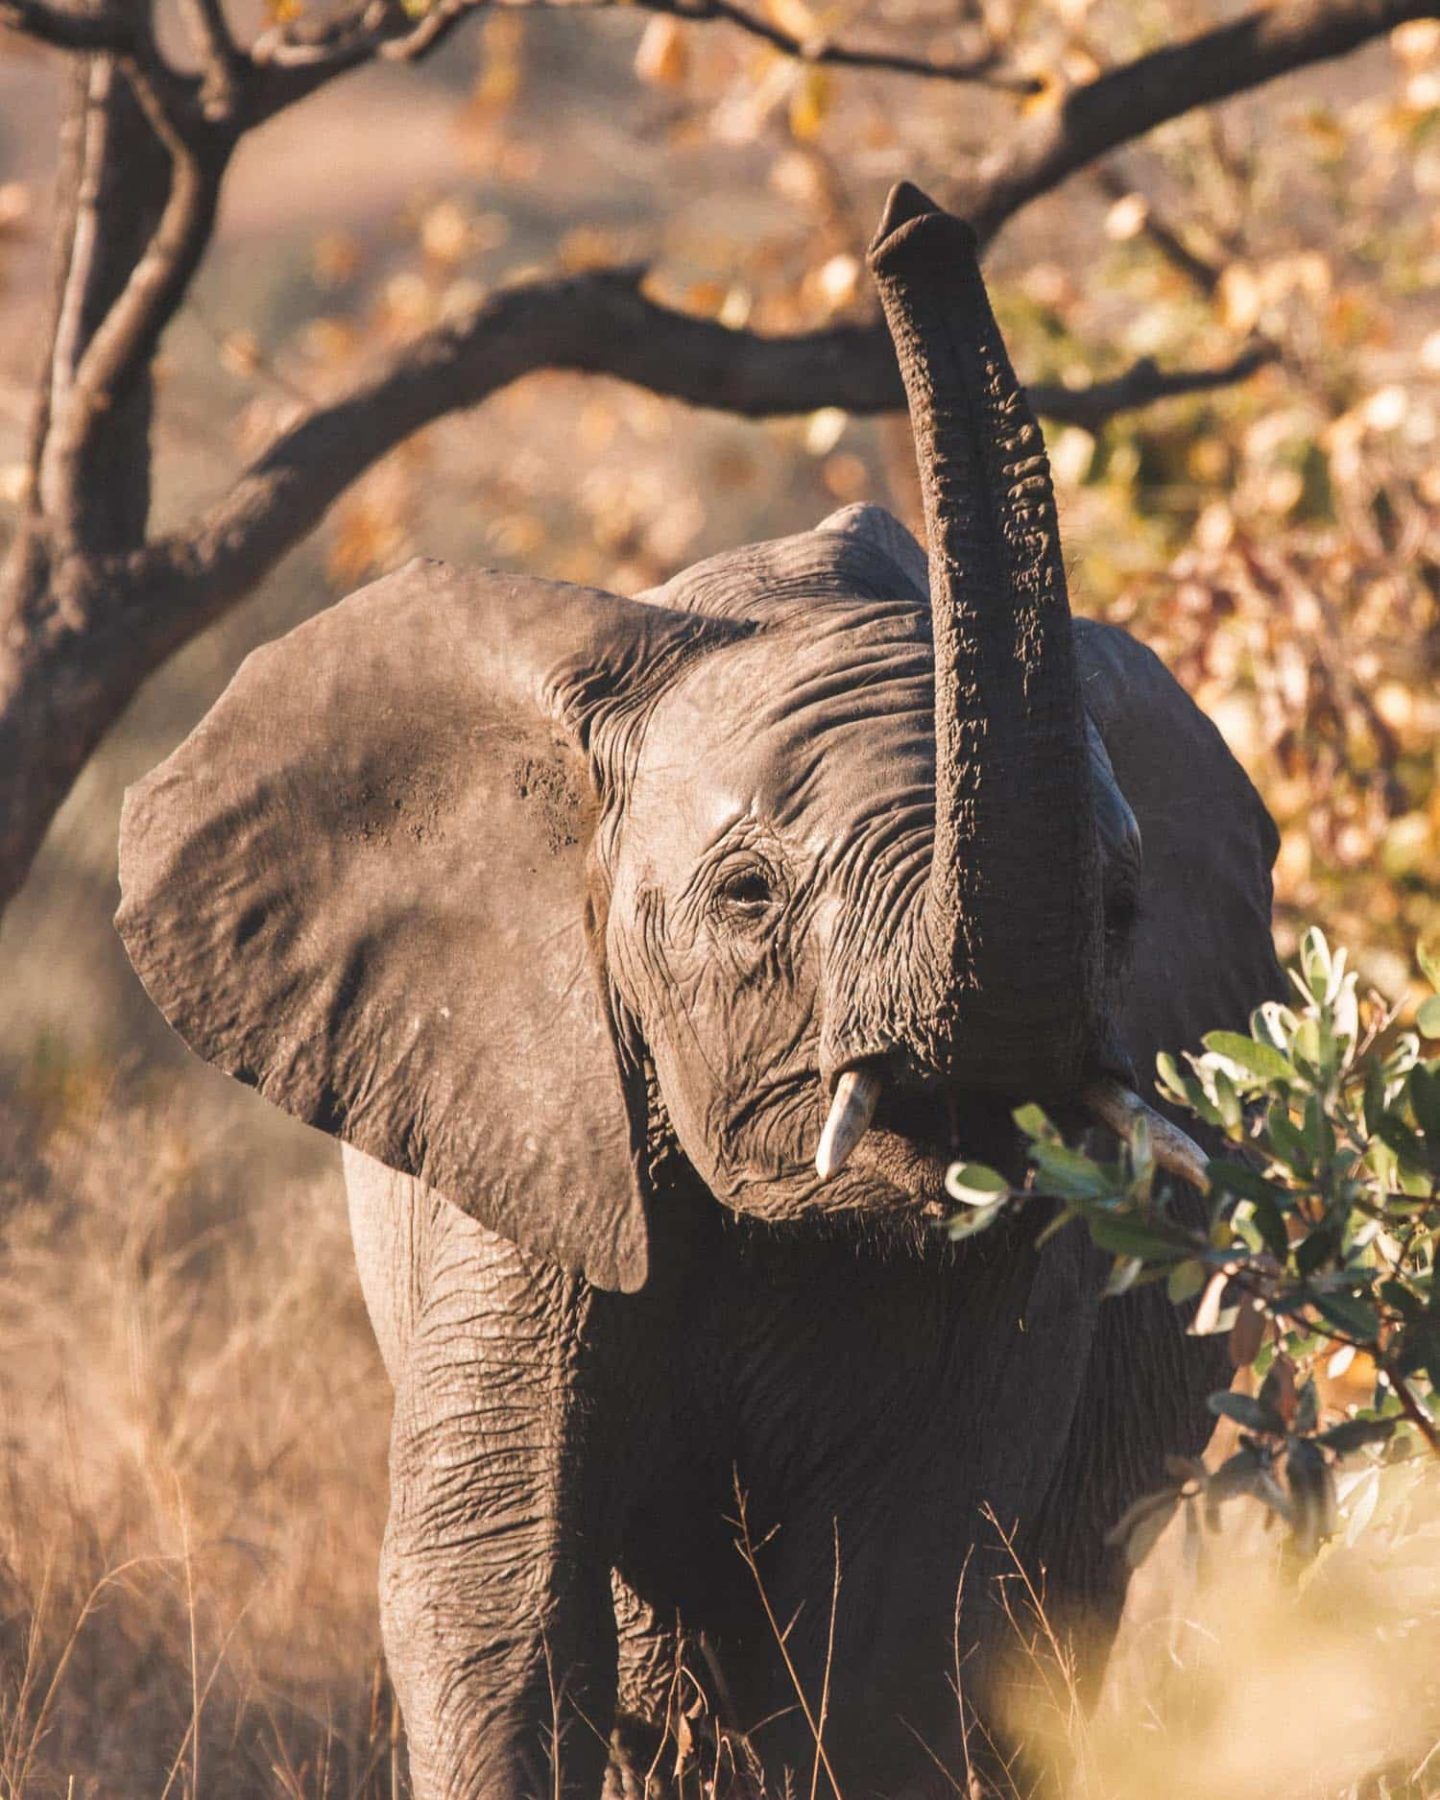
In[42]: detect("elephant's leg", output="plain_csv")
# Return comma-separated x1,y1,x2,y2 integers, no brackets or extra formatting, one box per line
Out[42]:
379,1206,623,1800
608,1571,682,1796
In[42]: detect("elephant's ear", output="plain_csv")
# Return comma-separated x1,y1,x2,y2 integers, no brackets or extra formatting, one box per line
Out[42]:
1074,617,1284,1078
117,559,733,1293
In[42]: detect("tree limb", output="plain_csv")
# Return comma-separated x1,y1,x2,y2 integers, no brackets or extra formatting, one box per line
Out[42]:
641,0,1038,94
0,0,129,50
33,59,181,549
1034,339,1278,432
177,0,242,117
1092,163,1225,298
247,0,1032,122
39,58,230,541
960,0,1440,242
130,270,1274,631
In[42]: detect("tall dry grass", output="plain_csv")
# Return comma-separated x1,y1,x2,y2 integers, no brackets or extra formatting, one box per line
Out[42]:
995,1466,1440,1800
0,1059,396,1799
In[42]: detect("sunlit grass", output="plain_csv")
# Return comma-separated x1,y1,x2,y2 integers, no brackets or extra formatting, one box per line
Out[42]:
0,1070,395,1798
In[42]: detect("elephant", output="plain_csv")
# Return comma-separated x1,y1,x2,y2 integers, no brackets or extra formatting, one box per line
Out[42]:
115,183,1282,1799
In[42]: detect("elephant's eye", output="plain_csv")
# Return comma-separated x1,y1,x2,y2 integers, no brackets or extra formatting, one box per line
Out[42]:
713,863,778,923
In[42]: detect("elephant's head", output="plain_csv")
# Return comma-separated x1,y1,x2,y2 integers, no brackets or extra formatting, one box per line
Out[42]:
116,185,1279,1291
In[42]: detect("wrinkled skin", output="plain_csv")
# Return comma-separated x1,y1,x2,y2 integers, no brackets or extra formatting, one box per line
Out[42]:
116,189,1282,1799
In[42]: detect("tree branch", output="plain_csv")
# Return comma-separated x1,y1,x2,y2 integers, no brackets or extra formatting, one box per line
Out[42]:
1034,339,1277,432
39,50,230,541
642,0,1038,94
247,0,489,116
177,0,242,117
1092,163,1225,297
248,0,1032,122
960,0,1440,242
0,0,130,50
32,59,182,550
130,271,1273,633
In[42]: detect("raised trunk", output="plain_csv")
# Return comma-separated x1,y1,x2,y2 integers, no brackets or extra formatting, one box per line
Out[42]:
867,183,1099,1095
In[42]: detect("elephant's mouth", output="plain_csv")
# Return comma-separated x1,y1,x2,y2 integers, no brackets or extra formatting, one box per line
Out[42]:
846,1084,1030,1217
811,1065,1210,1212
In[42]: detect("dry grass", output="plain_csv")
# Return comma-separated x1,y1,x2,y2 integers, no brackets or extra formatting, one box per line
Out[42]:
1014,1467,1440,1800
0,1062,396,1800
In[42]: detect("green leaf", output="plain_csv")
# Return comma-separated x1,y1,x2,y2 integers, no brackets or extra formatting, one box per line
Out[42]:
1410,1065,1440,1141
1205,1443,1270,1513
1208,1391,1285,1434
1376,1112,1437,1176
1085,1212,1189,1263
1103,1255,1146,1297
1363,1061,1388,1140
1379,1278,1428,1323
1011,1103,1057,1143
1267,1106,1311,1175
1029,1143,1114,1201
1167,1259,1207,1305
1293,1015,1323,1073
1252,1001,1298,1052
1311,1290,1380,1342
1419,940,1440,994
1105,1491,1182,1571
945,1201,1008,1243
1285,1437,1337,1552
1202,1031,1296,1085
1208,1158,1281,1207
1316,1416,1398,1454
1251,1193,1291,1262
945,1161,1009,1207
1155,1051,1189,1103
1157,1053,1222,1127
1300,926,1332,993
1420,996,1440,1040
1296,1227,1339,1277
1212,1067,1243,1132
1122,1494,1181,1569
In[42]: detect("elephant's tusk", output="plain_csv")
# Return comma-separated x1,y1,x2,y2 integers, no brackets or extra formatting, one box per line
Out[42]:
815,1067,884,1181
1083,1078,1211,1195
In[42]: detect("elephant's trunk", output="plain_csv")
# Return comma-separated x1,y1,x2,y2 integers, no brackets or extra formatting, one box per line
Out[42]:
868,183,1100,1095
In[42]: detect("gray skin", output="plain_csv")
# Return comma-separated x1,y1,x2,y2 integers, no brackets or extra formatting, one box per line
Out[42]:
115,186,1282,1799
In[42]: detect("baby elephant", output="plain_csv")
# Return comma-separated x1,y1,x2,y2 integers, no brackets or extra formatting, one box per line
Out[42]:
118,185,1280,1798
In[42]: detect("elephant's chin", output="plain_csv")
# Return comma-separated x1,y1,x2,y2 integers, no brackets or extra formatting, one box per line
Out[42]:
725,1084,1029,1225
848,1086,1030,1214
845,1129,952,1215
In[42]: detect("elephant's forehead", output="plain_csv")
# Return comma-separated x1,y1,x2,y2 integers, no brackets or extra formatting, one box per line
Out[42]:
633,603,937,855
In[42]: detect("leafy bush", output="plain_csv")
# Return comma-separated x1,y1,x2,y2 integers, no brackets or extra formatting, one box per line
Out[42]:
947,928,1439,1562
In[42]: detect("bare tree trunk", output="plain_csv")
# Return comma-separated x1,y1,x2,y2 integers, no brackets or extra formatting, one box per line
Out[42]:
0,59,169,909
